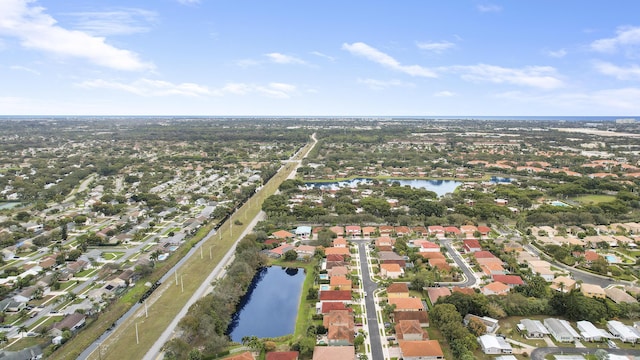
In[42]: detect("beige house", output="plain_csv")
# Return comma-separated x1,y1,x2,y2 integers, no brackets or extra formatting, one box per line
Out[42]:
581,283,606,299
550,276,576,293
387,283,410,298
380,263,404,279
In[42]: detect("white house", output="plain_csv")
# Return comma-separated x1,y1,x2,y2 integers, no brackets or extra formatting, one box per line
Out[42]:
607,320,640,343
478,334,512,354
518,319,550,339
577,320,612,342
544,318,580,343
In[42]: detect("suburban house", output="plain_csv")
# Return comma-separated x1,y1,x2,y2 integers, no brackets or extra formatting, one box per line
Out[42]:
478,334,513,354
330,276,352,291
463,239,482,253
443,226,461,237
491,275,525,288
481,281,510,296
607,320,640,343
395,320,428,341
345,225,361,238
295,226,312,239
333,237,348,248
328,226,344,237
265,352,299,360
327,324,354,346
517,319,550,339
426,287,452,305
50,312,86,337
362,226,376,238
393,311,430,327
464,314,499,334
378,251,406,268
389,297,425,312
387,282,410,298
481,263,507,277
398,340,444,360
380,263,404,279
319,290,352,305
427,226,445,238
550,276,576,293
577,320,612,342
312,346,355,360
272,230,294,240
544,318,580,343
419,241,441,253
581,283,606,299
605,287,638,304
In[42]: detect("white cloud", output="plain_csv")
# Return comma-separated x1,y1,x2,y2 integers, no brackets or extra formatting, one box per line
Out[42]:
477,4,502,12
417,41,455,53
265,52,306,65
593,61,640,80
10,65,40,75
221,82,297,98
65,8,157,36
0,0,153,71
77,78,297,99
495,87,640,112
591,26,640,53
311,51,335,62
357,78,414,90
235,58,261,68
77,78,212,97
342,42,437,78
434,90,455,97
546,49,567,58
446,63,564,89
177,0,200,5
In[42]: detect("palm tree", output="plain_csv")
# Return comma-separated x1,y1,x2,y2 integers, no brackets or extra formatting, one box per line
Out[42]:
18,325,28,338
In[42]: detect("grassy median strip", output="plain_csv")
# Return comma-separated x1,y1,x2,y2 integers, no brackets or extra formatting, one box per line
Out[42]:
50,140,313,360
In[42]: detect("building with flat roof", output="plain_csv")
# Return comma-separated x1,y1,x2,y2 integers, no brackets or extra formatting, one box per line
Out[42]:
544,318,580,343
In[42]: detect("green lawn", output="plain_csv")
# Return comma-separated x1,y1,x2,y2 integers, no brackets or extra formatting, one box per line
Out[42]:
571,195,616,204
101,252,125,260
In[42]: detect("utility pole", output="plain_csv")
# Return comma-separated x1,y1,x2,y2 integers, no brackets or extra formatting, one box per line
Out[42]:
135,323,139,345
181,275,184,293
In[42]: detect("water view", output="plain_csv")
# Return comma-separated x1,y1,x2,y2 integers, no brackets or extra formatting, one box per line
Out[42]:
305,176,511,197
228,266,305,342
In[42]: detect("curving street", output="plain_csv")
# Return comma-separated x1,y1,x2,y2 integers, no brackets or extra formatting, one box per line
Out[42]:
438,239,477,287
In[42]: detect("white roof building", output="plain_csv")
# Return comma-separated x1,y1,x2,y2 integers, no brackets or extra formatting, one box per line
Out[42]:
576,320,612,342
478,334,513,354
607,320,640,343
544,318,580,343
518,319,550,338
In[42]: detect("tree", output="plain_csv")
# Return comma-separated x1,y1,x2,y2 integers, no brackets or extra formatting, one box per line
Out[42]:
467,317,486,336
283,249,298,261
17,325,28,338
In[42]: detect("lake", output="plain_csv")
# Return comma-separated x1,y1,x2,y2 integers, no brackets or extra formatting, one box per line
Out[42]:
305,176,511,197
228,266,305,342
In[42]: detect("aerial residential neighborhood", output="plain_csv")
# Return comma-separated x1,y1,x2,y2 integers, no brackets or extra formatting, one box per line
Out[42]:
1,118,640,360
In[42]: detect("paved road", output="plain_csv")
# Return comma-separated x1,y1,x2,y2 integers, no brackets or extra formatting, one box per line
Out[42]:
357,242,383,360
531,346,640,360
438,239,477,287
525,244,623,288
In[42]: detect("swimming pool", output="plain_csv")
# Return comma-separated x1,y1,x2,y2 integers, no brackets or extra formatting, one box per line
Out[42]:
551,200,570,207
319,284,331,291
606,255,617,263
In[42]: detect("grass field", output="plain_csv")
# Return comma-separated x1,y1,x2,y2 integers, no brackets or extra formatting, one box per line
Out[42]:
571,194,616,204
50,139,315,360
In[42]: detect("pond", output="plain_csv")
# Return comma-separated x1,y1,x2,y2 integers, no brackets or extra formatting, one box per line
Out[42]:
227,266,305,342
305,176,511,197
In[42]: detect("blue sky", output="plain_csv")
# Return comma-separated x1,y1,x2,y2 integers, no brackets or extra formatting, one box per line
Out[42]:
1,0,640,116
